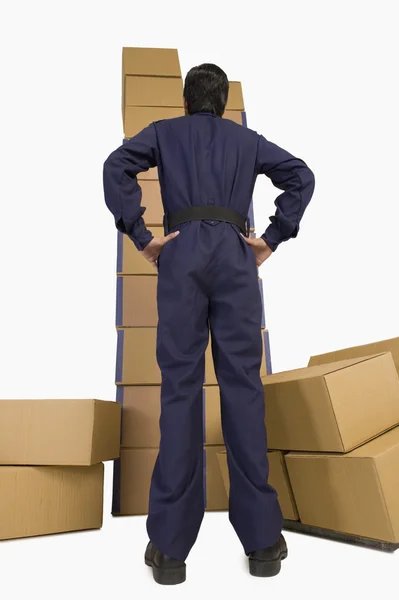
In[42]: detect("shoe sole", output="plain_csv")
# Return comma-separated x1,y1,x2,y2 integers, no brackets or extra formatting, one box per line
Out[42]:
145,558,186,585
249,549,288,578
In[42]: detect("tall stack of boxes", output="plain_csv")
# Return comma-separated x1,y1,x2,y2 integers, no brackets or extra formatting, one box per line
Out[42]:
218,345,399,546
112,47,273,516
0,399,120,540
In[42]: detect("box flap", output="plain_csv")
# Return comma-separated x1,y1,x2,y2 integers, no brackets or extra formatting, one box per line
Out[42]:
262,353,389,385
308,337,399,371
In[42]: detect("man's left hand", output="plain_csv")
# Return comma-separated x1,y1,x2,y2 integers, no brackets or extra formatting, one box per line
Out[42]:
242,235,273,266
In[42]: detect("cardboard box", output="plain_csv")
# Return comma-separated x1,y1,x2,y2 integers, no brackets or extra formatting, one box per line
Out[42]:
116,275,158,328
286,426,399,543
204,445,228,510
223,110,243,125
125,76,183,108
117,228,163,275
263,353,399,452
118,385,223,448
140,180,163,226
217,450,298,521
124,107,244,139
308,336,399,377
0,400,121,465
122,47,182,122
226,82,244,111
0,463,104,540
116,275,265,329
123,47,181,78
113,445,227,515
124,106,185,138
116,328,269,385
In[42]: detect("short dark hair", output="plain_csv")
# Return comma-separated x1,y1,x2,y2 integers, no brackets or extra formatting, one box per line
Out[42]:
183,64,229,117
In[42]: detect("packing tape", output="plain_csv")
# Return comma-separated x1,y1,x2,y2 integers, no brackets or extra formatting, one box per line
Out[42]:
117,231,124,274
258,279,266,329
202,388,206,445
263,330,273,374
203,447,207,510
116,277,123,327
115,330,124,383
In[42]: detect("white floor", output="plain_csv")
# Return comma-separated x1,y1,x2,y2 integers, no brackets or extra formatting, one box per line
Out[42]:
1,463,397,600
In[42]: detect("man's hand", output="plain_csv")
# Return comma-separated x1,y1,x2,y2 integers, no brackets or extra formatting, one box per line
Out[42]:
141,231,180,270
241,235,273,266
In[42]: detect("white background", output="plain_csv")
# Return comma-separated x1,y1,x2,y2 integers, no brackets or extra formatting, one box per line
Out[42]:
0,0,398,597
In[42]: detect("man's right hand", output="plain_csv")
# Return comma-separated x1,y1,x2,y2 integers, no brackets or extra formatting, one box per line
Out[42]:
141,231,180,270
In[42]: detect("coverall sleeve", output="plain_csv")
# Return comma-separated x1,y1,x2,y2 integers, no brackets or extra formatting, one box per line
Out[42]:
103,124,159,251
256,135,315,251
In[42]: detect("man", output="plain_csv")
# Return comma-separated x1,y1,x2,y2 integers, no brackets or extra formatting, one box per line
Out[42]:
104,63,315,585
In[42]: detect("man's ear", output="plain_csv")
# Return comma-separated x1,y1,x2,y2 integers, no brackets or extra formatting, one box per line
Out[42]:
183,98,188,115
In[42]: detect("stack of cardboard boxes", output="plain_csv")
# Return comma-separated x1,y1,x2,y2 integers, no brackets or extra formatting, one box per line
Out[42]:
112,47,273,516
218,338,399,547
0,399,120,540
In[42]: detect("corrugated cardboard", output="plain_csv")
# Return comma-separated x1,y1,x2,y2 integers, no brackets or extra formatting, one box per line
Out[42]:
123,47,181,78
205,445,228,510
140,180,163,226
226,82,244,111
286,426,399,542
137,167,158,181
0,399,121,465
0,463,104,540
124,107,243,139
124,106,185,139
116,275,265,329
117,227,163,275
118,385,223,448
114,445,227,515
217,450,298,521
125,76,183,107
263,353,399,452
223,110,243,125
116,328,269,385
116,275,158,328
308,336,399,376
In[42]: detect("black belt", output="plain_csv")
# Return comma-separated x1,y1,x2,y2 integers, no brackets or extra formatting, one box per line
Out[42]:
166,206,249,236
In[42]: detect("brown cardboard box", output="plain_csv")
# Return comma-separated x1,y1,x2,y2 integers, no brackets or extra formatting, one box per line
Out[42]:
118,385,223,448
124,106,185,138
125,76,183,108
116,276,158,328
123,47,181,78
116,328,269,385
217,450,298,520
122,47,182,122
140,180,163,226
205,445,228,510
285,426,399,542
0,400,121,465
223,110,243,125
0,463,104,540
308,336,399,376
263,353,399,452
124,107,243,139
114,445,227,515
226,82,244,111
137,167,158,181
116,275,265,328
117,227,163,275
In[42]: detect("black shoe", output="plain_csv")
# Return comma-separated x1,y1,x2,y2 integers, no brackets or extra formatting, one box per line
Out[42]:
144,541,186,585
248,535,288,578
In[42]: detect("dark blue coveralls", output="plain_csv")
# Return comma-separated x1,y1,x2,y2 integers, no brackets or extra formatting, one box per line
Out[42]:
103,113,315,561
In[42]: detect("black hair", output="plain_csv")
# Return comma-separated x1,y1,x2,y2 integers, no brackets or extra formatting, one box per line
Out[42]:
183,63,229,117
